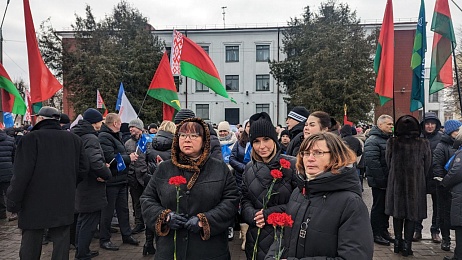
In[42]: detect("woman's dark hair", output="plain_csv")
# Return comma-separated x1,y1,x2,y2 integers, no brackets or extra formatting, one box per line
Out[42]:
178,122,205,139
238,121,250,147
309,111,331,130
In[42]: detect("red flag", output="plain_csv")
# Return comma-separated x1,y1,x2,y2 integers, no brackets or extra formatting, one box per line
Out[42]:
343,104,353,126
96,89,108,117
23,0,62,103
163,103,175,121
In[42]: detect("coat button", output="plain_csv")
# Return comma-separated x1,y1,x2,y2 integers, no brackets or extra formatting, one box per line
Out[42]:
186,191,190,195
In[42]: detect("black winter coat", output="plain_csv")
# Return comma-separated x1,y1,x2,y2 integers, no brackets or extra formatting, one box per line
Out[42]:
286,132,303,157
98,124,131,186
433,134,456,181
241,153,297,260
265,167,373,260
72,120,112,213
364,126,391,188
6,119,88,229
229,141,249,193
421,114,442,194
0,130,15,183
442,148,462,227
147,130,173,175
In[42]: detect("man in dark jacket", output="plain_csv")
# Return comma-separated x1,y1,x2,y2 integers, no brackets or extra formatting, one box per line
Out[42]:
98,113,139,251
0,128,15,220
365,114,394,246
285,106,309,156
6,106,89,259
414,112,442,243
72,108,112,260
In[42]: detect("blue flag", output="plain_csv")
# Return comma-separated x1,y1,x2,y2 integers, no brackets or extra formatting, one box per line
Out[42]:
116,82,124,111
3,112,14,128
137,134,148,153
115,153,126,172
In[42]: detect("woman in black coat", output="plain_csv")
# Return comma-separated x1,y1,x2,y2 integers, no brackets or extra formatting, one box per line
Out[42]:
140,118,239,260
241,112,297,260
385,115,431,256
265,132,373,260
147,120,176,176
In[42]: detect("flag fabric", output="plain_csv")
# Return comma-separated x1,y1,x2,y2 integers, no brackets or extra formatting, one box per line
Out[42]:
429,0,456,94
3,112,14,128
70,114,83,129
24,89,32,122
373,0,394,106
171,30,236,103
163,103,175,121
116,83,124,111
0,122,4,129
118,87,138,123
115,153,126,172
410,0,427,112
23,0,62,104
0,64,27,115
96,89,108,117
343,104,353,126
148,52,181,109
137,134,149,153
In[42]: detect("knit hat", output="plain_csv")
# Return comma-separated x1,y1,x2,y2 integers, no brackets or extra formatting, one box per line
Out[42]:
148,123,158,130
174,109,196,124
37,106,61,120
129,118,144,131
444,120,462,135
218,121,230,132
59,113,70,124
280,129,290,137
287,106,309,122
83,108,103,124
249,112,278,144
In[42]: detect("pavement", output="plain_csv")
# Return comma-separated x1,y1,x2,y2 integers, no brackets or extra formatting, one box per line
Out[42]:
0,182,456,259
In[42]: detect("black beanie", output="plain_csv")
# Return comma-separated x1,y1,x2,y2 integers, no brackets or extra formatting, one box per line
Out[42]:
280,129,290,137
60,113,70,124
83,108,103,124
287,106,309,122
174,109,196,124
249,112,278,144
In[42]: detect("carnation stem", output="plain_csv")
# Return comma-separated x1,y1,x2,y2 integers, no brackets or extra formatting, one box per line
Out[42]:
252,227,261,260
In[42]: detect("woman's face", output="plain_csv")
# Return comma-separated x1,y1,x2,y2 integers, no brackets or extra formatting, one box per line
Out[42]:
301,140,331,176
179,131,203,158
245,123,250,135
303,115,325,138
252,137,275,160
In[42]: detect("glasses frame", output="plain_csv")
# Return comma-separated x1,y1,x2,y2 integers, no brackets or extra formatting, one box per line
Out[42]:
178,132,201,140
299,150,330,158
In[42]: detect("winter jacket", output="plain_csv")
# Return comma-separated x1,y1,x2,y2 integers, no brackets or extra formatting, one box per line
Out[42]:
433,133,457,181
98,124,132,186
72,120,111,213
229,142,248,193
265,167,373,260
140,118,239,260
147,130,173,175
125,134,151,187
286,132,303,157
0,130,15,183
364,126,391,188
442,148,462,227
385,136,431,221
421,113,442,194
241,153,297,260
6,119,88,229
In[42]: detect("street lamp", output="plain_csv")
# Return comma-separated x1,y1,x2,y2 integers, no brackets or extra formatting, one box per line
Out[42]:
0,0,10,123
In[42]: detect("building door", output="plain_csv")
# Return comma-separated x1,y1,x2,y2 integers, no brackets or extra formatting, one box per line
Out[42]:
225,108,239,125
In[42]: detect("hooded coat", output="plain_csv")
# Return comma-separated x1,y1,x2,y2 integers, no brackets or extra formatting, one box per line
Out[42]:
442,148,462,227
147,130,174,175
364,125,391,188
340,125,362,157
0,129,15,183
433,133,457,180
140,118,239,260
384,116,431,221
420,112,442,194
265,167,373,260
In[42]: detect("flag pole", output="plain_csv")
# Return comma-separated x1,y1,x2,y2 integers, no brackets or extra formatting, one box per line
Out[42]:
136,91,149,118
451,41,462,114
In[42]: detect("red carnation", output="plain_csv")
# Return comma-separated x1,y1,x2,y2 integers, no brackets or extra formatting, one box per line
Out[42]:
281,212,294,227
267,212,293,227
270,169,283,179
279,158,291,169
169,176,187,187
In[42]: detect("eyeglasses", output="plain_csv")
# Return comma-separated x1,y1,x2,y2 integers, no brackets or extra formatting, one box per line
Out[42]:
178,132,200,140
299,150,330,158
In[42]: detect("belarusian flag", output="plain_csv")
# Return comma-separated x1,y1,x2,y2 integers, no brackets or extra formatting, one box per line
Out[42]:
410,0,427,112
96,89,108,117
429,0,456,94
171,30,236,103
0,63,27,115
373,0,394,106
148,52,181,121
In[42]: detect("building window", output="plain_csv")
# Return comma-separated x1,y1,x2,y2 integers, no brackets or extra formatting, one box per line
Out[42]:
195,81,208,92
196,104,209,120
201,46,209,54
225,75,239,92
429,92,439,103
256,74,270,91
256,45,270,61
226,46,239,62
256,104,270,114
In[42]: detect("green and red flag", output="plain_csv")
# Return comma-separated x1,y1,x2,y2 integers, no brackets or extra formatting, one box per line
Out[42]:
148,52,181,121
96,89,108,117
171,30,236,103
373,0,394,106
429,0,456,94
410,0,427,112
0,64,27,115
23,0,62,109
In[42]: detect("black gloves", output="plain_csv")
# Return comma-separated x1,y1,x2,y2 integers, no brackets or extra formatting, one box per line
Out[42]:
185,216,202,233
167,212,188,230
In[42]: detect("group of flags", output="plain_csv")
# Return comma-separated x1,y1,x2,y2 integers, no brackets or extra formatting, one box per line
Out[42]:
374,0,456,112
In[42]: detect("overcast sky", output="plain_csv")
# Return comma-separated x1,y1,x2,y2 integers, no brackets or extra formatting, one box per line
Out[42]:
2,0,462,85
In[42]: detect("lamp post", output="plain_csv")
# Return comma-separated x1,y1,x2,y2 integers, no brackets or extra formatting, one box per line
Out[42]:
0,0,11,123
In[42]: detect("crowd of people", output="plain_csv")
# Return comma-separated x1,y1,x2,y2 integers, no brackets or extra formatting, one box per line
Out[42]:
1,105,462,260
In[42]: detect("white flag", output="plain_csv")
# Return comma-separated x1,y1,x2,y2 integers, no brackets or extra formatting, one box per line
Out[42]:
118,91,138,123
70,114,83,129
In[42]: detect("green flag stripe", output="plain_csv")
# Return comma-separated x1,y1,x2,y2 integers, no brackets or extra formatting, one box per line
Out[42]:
373,44,382,74
180,61,230,99
432,12,456,43
379,96,392,106
0,76,27,115
147,88,181,111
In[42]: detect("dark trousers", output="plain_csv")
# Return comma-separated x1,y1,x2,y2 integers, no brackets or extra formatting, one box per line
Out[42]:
0,182,9,219
75,211,101,260
100,184,132,243
371,187,389,236
20,225,70,260
415,192,440,234
454,227,462,259
129,181,144,225
437,186,452,240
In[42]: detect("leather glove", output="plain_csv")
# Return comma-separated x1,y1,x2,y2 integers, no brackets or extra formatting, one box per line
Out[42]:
167,212,188,230
184,216,202,233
